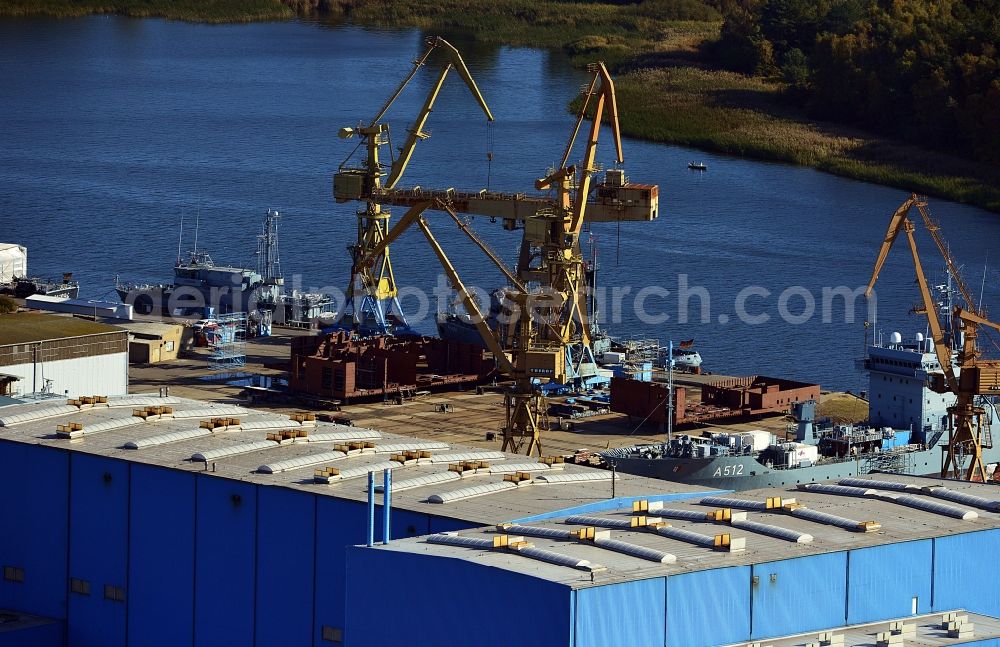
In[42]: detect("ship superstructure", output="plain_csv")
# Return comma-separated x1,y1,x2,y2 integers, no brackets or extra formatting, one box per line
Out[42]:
115,210,335,325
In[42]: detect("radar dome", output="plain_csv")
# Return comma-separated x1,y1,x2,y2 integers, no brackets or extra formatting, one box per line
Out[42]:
890,331,903,344
915,332,925,342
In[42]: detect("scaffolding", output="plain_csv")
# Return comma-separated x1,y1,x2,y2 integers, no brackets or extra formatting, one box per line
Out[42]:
208,313,247,370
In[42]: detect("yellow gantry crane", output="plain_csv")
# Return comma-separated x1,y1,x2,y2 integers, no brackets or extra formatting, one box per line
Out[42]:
866,194,1000,480
351,61,637,455
333,36,494,335
333,46,659,390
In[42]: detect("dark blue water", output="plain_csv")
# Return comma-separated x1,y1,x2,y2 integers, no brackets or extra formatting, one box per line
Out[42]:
2,16,998,391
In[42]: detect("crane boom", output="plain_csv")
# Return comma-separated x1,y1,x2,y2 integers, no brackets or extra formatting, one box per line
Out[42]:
866,198,959,393
956,307,1000,335
915,201,978,311
867,195,1000,481
441,208,526,292
865,194,919,299
415,216,516,374
899,219,961,393
384,37,494,190
569,62,622,235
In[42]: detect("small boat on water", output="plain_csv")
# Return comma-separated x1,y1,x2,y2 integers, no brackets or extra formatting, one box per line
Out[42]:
688,161,707,171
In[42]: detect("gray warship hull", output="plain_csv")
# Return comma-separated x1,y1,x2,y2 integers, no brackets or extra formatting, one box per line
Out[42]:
606,444,992,491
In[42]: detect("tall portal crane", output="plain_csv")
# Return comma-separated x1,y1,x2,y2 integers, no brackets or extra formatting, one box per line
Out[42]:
866,194,1000,480
335,58,658,387
354,62,638,454
333,37,493,336
519,62,623,380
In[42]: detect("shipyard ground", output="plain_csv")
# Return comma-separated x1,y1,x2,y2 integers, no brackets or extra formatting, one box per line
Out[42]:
128,329,864,457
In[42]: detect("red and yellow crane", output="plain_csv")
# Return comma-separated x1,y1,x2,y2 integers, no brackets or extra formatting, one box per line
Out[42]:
866,194,1000,480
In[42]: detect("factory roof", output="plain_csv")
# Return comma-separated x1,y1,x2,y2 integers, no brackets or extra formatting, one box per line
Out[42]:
0,312,124,345
363,472,1000,589
0,395,715,526
115,321,184,338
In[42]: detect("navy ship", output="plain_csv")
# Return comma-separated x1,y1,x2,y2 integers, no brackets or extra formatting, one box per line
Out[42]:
115,210,335,324
0,273,79,300
603,328,1000,490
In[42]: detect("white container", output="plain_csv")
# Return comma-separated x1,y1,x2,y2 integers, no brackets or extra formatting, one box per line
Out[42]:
743,430,772,452
785,442,819,467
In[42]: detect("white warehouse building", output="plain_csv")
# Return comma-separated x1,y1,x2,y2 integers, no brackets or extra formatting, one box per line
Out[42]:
0,312,128,398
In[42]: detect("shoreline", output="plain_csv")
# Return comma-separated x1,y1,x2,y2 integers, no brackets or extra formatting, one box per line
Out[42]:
3,2,998,213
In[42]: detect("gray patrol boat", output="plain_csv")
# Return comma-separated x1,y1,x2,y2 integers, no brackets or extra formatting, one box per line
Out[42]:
603,328,1000,490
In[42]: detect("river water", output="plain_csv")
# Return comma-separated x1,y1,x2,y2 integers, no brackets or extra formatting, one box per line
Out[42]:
2,16,998,391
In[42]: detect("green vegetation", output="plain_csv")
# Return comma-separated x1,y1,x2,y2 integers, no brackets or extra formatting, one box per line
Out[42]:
4,0,998,211
0,0,292,22
712,0,1000,171
0,296,18,315
614,67,1000,210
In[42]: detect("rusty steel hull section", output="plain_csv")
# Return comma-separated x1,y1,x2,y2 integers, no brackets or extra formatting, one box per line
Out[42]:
290,332,496,402
610,375,820,427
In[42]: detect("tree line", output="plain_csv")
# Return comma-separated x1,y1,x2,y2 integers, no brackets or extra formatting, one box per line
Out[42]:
710,0,1000,165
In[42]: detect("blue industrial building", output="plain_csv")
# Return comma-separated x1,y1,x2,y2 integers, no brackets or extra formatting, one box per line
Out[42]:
0,395,715,646
2,395,1000,645
345,478,1000,647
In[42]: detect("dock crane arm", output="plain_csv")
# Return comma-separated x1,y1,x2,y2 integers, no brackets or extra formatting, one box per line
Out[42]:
441,207,527,293
866,197,960,393
914,201,978,310
865,194,919,299
414,216,517,375
358,198,525,294
568,63,622,235
955,307,1000,335
357,200,436,264
383,37,494,190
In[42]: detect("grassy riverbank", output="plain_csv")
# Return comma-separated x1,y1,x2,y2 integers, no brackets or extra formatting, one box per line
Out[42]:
0,0,292,22
4,0,998,211
614,67,1000,211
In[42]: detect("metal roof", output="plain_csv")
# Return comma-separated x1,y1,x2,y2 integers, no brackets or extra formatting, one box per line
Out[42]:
114,322,183,338
0,395,713,526
364,472,1000,590
0,312,125,345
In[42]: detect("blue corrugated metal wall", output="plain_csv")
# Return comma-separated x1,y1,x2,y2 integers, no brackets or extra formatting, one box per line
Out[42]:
933,529,1000,618
68,453,129,647
128,465,196,647
12,436,1000,647
574,577,665,647
0,619,64,646
751,552,847,639
666,566,751,647
848,539,932,624
0,442,69,619
194,476,257,647
255,487,315,647
345,547,573,647
314,496,367,647
312,500,480,646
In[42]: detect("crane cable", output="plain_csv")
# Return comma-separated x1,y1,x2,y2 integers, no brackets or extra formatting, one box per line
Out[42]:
485,120,494,191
